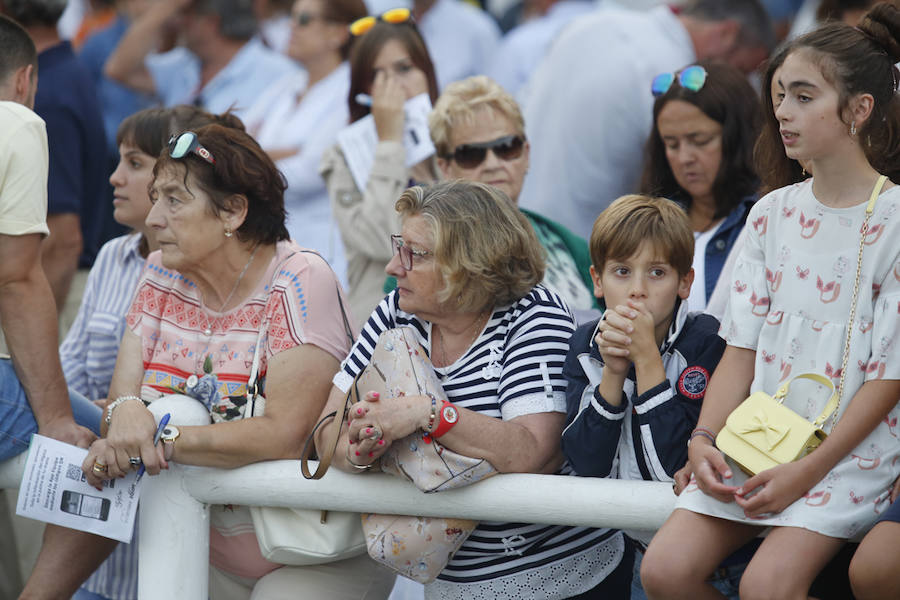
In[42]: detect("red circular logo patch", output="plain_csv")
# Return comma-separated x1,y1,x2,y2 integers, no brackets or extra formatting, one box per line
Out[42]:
678,366,709,400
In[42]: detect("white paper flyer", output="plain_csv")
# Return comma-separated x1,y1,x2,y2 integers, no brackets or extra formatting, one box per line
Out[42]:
16,434,140,543
336,92,436,192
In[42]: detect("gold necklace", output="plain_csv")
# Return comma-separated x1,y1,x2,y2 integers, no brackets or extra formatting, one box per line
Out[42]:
436,311,488,367
201,245,259,337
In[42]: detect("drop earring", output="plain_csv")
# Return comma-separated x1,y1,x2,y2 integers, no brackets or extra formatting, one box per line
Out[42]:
224,228,233,238
850,121,857,136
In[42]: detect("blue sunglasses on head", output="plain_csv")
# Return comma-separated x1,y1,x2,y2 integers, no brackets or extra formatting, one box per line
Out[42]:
167,131,216,165
651,65,708,97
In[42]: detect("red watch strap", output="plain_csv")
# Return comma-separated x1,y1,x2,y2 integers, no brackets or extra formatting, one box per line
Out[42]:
432,400,459,439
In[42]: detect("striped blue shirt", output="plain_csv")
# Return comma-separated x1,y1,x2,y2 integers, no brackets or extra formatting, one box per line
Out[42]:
335,286,624,599
61,232,143,600
61,233,144,401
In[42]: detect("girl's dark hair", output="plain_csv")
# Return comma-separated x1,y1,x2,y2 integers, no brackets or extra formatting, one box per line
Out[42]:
346,20,439,123
319,0,369,60
151,124,290,245
755,2,900,193
117,105,246,159
640,60,762,218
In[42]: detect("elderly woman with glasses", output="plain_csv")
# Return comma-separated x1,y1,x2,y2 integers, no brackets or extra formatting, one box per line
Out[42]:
427,74,599,319
75,125,395,599
321,10,440,328
640,61,761,315
317,180,632,599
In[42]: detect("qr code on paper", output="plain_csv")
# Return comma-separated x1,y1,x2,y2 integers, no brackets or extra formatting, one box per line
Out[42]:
65,463,115,488
65,463,82,481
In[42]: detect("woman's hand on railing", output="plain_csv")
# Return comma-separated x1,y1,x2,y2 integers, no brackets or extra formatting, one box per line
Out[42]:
82,402,161,487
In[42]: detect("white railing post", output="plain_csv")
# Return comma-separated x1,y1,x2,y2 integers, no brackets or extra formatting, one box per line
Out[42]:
139,396,212,600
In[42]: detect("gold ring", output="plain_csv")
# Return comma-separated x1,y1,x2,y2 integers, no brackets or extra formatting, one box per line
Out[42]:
92,462,108,474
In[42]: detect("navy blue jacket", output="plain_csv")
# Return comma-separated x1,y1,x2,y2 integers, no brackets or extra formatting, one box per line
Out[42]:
561,303,726,481
687,195,757,301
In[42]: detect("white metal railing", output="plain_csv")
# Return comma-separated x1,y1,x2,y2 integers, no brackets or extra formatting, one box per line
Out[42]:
0,398,677,599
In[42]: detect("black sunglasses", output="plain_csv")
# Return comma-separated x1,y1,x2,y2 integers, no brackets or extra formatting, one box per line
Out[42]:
444,135,525,169
167,131,215,165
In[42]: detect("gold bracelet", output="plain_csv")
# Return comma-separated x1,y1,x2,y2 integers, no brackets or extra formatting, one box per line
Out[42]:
346,445,372,472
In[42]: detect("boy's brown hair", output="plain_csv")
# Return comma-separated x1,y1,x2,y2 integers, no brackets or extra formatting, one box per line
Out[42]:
589,194,694,277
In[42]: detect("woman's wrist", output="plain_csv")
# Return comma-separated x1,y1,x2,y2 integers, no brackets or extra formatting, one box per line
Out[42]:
346,443,372,472
423,393,438,433
105,395,144,428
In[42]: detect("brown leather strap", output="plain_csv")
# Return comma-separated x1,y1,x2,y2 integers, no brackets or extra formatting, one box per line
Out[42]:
300,374,361,479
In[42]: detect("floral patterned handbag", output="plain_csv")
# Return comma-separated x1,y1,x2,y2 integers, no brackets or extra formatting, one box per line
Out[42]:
303,327,497,583
716,176,885,475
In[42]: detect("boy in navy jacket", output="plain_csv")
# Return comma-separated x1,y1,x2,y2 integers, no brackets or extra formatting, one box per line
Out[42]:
561,195,727,595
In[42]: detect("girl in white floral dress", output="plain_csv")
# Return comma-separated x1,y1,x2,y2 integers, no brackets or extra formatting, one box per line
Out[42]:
641,4,900,600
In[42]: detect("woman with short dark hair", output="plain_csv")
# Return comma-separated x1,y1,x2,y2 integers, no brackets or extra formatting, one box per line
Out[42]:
78,124,395,599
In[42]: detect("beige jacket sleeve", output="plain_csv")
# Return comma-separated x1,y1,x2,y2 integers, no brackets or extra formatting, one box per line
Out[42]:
321,141,408,262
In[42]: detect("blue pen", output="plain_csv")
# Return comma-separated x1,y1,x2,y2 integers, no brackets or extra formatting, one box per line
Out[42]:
354,93,373,107
137,413,171,479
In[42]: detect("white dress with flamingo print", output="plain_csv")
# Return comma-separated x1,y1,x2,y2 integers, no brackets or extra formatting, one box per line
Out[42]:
677,178,900,539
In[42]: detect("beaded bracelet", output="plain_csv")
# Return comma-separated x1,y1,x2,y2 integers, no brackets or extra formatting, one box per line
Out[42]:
105,395,143,427
425,393,438,433
688,427,717,447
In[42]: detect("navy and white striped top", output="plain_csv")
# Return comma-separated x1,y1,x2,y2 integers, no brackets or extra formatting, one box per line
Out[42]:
60,232,143,600
334,286,625,599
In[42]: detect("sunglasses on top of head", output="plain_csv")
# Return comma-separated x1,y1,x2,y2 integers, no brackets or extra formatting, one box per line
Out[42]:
167,131,216,165
651,65,708,97
443,135,525,169
349,7,412,37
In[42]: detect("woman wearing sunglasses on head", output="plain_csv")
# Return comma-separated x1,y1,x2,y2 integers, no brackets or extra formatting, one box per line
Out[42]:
53,105,244,600
639,61,761,316
242,0,367,286
321,8,440,328
318,180,632,600
428,74,600,321
75,125,394,599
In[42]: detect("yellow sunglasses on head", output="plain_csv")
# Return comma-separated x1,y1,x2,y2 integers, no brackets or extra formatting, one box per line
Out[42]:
349,7,412,37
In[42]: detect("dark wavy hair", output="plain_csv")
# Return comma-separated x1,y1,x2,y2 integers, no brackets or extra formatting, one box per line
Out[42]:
151,124,289,244
640,60,761,218
347,19,439,123
117,105,246,159
755,2,900,193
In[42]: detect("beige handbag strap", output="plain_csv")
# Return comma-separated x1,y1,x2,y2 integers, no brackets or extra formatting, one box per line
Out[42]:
300,374,361,480
814,175,886,428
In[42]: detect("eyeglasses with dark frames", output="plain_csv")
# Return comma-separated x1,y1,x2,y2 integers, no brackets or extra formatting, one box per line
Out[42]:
391,234,430,271
167,131,216,165
443,135,525,170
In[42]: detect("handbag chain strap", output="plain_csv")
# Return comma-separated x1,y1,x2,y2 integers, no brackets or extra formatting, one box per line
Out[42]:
828,175,886,426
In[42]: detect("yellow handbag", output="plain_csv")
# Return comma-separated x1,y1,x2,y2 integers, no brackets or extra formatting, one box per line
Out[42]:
716,175,886,476
716,374,838,475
